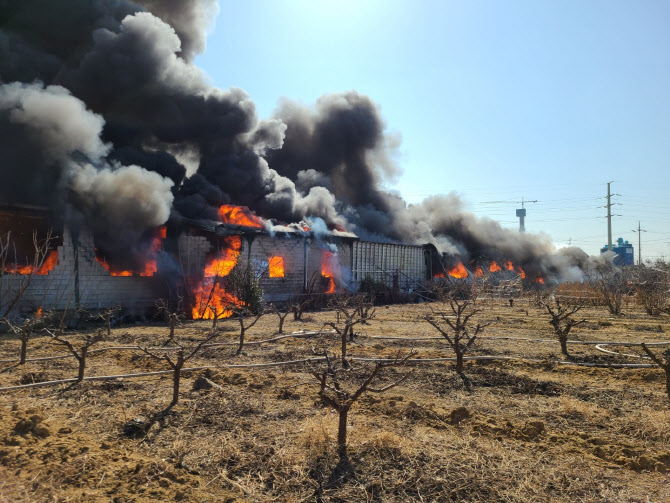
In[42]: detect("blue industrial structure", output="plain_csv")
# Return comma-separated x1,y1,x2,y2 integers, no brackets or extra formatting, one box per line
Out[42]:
601,237,634,266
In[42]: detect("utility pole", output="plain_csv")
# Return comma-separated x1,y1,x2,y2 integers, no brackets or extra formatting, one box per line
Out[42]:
606,182,613,251
603,181,619,251
631,221,646,266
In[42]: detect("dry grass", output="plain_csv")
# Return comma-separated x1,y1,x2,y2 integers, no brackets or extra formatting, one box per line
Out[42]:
1,298,670,501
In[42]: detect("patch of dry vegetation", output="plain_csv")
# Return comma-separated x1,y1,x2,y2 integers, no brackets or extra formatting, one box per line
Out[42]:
1,299,670,501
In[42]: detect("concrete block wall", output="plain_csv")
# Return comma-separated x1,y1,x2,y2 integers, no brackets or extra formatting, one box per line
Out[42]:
178,233,213,276
1,226,163,315
243,234,306,303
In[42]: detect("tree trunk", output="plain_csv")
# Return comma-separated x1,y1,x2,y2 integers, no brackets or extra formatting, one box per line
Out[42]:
169,315,176,341
341,330,348,367
19,329,28,365
337,407,349,459
106,315,111,336
171,363,182,406
559,336,569,357
665,369,670,403
455,350,464,374
237,326,245,355
77,347,87,381
278,316,284,334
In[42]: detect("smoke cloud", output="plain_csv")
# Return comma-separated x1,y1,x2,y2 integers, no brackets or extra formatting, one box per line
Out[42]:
0,0,589,280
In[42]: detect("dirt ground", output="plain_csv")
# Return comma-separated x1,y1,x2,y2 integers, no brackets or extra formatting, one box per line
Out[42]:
1,297,670,502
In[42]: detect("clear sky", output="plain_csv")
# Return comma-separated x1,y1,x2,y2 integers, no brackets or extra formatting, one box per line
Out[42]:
195,0,670,261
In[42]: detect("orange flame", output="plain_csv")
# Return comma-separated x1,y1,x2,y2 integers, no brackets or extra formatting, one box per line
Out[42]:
191,236,244,319
474,266,484,277
536,277,545,285
489,261,501,272
218,205,263,228
35,307,43,319
504,260,514,271
518,267,526,279
5,249,58,276
268,256,285,278
448,262,468,279
321,250,337,293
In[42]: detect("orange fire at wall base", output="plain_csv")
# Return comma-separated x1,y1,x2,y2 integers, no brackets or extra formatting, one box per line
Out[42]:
4,249,59,276
268,256,285,278
218,205,263,228
191,236,244,319
489,261,502,272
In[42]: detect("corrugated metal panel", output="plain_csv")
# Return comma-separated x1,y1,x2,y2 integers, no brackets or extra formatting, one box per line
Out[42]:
352,241,426,291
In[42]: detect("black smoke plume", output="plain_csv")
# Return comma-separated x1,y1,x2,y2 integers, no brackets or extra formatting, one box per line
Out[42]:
0,0,590,279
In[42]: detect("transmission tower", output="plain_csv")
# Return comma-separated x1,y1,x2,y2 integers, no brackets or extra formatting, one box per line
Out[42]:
631,221,646,266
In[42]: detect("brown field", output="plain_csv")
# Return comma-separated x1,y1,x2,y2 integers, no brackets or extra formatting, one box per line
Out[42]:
1,298,670,502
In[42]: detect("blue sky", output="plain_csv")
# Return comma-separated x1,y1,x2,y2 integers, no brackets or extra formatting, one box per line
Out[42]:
195,0,670,260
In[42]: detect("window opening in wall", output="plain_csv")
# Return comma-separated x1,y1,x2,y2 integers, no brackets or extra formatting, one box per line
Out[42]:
268,256,285,278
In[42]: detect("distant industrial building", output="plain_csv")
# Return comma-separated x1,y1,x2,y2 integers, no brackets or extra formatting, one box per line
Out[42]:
601,237,634,266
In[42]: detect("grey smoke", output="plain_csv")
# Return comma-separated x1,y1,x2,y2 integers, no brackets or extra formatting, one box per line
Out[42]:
136,0,219,62
0,82,174,251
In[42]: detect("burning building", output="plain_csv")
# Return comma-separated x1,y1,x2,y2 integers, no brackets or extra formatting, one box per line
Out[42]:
0,205,431,317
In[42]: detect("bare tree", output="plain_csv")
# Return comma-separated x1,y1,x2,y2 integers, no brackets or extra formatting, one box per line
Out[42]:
47,329,106,381
292,272,318,321
231,306,264,355
155,297,185,344
92,305,121,337
587,264,630,315
0,230,54,320
634,268,670,316
323,295,376,368
424,280,489,374
310,350,413,460
269,303,291,334
542,299,587,358
207,304,228,330
354,294,376,325
4,310,44,364
641,343,670,403
138,330,221,406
